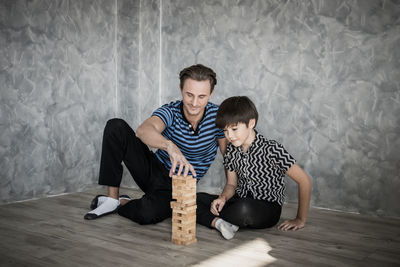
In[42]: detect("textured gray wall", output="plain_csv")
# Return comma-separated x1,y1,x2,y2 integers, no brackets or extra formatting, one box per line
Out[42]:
0,0,129,202
160,0,400,217
1,0,400,218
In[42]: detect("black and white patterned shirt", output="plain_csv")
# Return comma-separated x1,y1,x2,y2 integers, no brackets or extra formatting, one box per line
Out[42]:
223,131,296,205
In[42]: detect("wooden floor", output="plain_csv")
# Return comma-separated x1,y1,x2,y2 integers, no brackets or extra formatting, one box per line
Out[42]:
0,188,399,267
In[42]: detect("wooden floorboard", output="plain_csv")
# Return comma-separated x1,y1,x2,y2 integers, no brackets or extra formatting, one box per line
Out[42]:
0,188,399,267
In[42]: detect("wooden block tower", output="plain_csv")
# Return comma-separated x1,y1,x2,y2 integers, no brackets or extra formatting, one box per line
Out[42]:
170,175,197,245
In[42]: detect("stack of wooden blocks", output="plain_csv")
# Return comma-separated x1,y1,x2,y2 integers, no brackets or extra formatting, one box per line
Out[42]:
170,175,197,245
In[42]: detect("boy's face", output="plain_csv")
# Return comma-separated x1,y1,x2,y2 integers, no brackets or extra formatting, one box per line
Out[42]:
223,119,256,148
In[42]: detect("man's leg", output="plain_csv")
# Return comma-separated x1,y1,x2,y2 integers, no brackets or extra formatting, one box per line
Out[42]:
85,118,166,220
118,189,171,225
98,118,156,192
196,192,218,228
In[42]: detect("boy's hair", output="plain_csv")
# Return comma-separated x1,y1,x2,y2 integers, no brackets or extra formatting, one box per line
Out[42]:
179,64,217,93
216,96,258,129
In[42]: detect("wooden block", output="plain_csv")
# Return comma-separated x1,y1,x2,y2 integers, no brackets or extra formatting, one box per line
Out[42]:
171,175,197,246
172,217,196,226
172,225,196,235
171,237,197,245
170,202,197,211
172,210,196,218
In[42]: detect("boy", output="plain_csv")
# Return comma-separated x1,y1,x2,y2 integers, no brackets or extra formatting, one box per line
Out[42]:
196,96,311,240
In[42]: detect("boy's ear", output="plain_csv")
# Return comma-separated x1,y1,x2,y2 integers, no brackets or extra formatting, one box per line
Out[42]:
249,118,256,129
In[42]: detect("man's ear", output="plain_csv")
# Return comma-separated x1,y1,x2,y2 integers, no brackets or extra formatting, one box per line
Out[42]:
249,118,256,129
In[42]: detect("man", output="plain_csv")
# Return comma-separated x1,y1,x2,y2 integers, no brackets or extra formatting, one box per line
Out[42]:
84,64,228,225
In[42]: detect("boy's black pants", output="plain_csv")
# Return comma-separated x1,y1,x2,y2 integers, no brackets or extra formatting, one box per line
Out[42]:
197,192,282,229
98,118,172,225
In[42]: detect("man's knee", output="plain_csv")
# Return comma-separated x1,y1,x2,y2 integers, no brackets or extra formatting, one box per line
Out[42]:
104,118,133,137
105,118,127,131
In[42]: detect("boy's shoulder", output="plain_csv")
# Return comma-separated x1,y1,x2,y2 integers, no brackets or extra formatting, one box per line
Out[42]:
254,132,278,146
253,132,284,152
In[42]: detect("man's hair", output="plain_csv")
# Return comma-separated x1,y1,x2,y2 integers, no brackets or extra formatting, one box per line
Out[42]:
179,64,217,92
216,96,258,129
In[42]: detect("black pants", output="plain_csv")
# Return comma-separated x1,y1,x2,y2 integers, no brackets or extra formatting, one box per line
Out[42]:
98,118,172,225
197,192,282,229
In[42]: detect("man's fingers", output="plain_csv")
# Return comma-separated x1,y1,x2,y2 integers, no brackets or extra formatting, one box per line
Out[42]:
177,163,184,177
183,164,190,177
190,165,197,178
170,160,177,177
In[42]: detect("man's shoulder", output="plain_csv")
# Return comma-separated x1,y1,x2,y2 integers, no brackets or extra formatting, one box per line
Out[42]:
155,100,181,114
206,101,219,110
161,100,181,109
205,102,220,116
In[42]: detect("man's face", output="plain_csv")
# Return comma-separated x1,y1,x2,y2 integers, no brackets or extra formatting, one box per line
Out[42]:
181,78,213,118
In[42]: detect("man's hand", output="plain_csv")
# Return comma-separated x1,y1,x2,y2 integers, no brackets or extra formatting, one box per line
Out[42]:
166,141,196,177
278,218,305,231
210,197,226,216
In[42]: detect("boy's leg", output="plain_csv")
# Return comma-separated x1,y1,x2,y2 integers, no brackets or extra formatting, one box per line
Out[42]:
220,198,282,229
196,193,239,240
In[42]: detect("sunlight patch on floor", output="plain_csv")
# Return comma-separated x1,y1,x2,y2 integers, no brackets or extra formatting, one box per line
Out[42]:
192,238,276,266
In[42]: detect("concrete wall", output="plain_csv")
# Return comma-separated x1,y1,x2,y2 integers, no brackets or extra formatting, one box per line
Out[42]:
0,0,139,201
1,0,399,218
159,0,400,218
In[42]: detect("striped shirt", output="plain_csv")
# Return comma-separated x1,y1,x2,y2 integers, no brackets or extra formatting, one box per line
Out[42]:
153,100,225,180
223,131,296,205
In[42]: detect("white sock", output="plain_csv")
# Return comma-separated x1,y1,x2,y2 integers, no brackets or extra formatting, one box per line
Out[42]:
119,196,131,201
215,218,239,240
96,196,130,208
96,196,108,207
88,197,119,216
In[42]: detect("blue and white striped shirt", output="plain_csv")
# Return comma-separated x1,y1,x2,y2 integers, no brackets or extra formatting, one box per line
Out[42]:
152,100,225,180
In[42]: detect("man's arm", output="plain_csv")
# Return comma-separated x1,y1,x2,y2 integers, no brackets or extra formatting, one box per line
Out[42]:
136,116,169,150
136,116,196,177
278,163,311,231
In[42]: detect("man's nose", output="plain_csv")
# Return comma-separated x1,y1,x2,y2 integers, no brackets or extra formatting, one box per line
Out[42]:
192,97,198,106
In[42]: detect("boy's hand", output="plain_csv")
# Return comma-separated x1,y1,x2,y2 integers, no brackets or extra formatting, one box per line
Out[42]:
278,218,305,231
210,197,226,216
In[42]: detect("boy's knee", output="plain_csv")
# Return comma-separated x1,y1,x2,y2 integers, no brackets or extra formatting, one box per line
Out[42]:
222,200,254,227
236,201,253,226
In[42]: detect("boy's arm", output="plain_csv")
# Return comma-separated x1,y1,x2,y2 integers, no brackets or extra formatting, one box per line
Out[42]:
278,163,312,231
210,170,238,216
